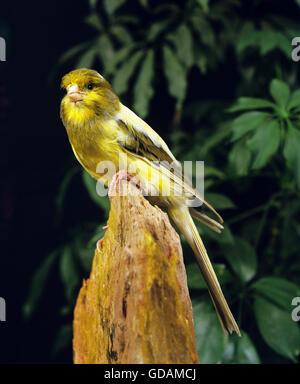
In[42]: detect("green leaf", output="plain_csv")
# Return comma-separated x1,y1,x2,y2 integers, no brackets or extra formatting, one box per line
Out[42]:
254,296,300,362
283,124,300,189
82,171,110,217
270,79,291,109
252,277,300,311
56,166,80,215
193,300,228,363
196,56,207,74
60,246,80,302
172,24,194,68
162,45,187,105
51,324,72,356
258,29,278,55
69,222,103,273
96,35,115,74
89,0,98,10
236,23,258,54
139,0,148,7
203,166,225,179
196,0,210,13
224,238,257,282
110,45,135,68
231,111,270,142
86,224,106,251
23,251,58,319
287,89,300,111
222,331,261,364
133,50,155,118
112,50,144,94
205,193,236,210
229,140,251,176
247,119,281,169
104,0,125,15
199,123,232,158
75,48,96,69
84,13,102,31
202,224,235,245
147,20,172,42
228,97,276,113
110,25,132,44
237,27,291,58
186,263,232,290
57,42,91,65
275,31,292,57
190,12,214,47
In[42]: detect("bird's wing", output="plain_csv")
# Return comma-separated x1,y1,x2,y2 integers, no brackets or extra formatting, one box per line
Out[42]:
115,104,179,163
114,104,223,223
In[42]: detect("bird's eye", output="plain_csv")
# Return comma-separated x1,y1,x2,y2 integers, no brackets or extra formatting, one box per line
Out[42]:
87,83,94,90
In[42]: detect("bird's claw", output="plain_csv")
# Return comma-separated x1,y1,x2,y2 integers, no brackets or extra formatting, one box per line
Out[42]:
108,170,140,200
96,225,108,251
96,238,104,252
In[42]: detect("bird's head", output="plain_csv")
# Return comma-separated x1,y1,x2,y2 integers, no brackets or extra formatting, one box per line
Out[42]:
60,68,119,128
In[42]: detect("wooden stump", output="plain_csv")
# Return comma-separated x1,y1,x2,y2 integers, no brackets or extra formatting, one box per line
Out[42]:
73,181,199,364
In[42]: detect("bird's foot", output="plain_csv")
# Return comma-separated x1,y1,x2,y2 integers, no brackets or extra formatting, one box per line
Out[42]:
96,224,108,251
96,238,104,252
108,170,140,200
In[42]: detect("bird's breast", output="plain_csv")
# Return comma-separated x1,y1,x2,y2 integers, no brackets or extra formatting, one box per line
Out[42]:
65,118,123,180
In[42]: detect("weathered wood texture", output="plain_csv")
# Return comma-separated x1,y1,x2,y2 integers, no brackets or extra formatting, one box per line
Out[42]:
73,181,199,364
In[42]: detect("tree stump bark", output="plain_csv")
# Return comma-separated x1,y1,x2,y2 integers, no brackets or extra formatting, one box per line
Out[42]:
73,181,199,364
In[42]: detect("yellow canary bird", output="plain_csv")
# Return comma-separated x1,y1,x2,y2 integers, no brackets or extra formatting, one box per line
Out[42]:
60,68,240,335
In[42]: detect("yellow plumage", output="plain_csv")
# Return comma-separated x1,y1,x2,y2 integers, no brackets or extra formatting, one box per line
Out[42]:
60,68,240,335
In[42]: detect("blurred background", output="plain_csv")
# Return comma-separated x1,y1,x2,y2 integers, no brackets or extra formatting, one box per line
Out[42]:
1,0,300,364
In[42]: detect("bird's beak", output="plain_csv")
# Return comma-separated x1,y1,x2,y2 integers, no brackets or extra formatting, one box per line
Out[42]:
67,84,83,102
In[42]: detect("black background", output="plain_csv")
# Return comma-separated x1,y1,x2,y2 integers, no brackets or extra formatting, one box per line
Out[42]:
0,0,94,363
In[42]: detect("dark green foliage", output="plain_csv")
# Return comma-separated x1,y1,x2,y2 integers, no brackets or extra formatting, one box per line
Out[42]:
192,300,227,364
25,0,300,363
222,331,261,364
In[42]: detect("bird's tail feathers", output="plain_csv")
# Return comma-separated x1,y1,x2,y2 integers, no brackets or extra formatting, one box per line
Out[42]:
190,208,224,233
169,206,240,336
